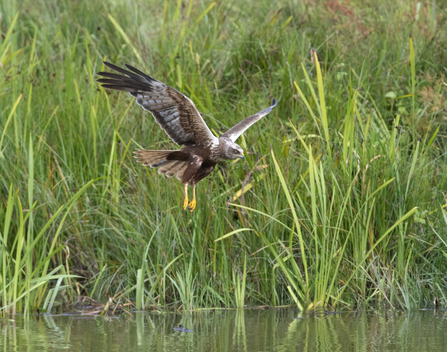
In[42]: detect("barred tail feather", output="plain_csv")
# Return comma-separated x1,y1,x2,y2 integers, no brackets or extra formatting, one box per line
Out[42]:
158,160,187,178
175,164,189,181
133,149,173,167
164,161,185,178
133,149,187,179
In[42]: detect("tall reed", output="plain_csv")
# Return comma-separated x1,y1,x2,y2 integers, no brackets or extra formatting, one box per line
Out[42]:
1,0,446,314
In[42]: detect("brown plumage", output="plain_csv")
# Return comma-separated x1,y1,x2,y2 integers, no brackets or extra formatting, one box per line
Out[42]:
97,61,277,211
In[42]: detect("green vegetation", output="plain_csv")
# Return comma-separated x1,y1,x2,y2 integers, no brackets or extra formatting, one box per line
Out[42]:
1,0,447,315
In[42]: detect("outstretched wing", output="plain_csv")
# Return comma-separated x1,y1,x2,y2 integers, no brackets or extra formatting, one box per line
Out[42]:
221,99,277,142
97,62,217,147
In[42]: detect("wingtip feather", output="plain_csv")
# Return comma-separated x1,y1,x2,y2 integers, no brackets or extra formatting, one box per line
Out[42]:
124,64,155,81
102,61,121,71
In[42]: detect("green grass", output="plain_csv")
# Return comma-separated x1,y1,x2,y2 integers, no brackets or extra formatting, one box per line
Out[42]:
1,0,447,315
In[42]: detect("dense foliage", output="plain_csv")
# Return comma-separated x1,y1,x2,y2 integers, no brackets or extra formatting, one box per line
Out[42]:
1,0,447,315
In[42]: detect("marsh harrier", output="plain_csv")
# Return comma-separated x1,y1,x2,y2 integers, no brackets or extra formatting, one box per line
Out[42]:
97,62,276,212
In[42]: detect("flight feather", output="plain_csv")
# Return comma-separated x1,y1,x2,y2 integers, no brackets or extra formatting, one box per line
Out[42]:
221,99,277,142
97,62,217,147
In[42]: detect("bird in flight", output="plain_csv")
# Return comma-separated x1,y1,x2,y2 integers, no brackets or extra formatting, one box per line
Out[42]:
97,62,277,212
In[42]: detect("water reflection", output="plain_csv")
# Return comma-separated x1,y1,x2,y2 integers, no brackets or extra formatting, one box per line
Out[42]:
1,309,446,351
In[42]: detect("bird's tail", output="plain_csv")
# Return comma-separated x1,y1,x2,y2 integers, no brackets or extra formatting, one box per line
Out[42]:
133,149,188,180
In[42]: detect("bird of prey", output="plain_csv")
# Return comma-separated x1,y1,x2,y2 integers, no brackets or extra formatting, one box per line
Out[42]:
97,62,277,212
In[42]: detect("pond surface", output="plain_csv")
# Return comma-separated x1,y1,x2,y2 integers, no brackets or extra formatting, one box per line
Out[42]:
2,309,446,351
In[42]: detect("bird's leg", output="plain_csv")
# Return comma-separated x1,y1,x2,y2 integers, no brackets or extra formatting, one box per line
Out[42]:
183,184,189,211
188,185,197,212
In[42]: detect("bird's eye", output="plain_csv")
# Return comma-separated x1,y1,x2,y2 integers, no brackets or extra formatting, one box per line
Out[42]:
234,149,239,154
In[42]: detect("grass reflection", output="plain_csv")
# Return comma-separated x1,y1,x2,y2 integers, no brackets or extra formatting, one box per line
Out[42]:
2,309,447,351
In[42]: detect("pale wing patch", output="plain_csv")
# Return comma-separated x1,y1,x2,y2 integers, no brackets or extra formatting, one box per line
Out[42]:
221,99,277,142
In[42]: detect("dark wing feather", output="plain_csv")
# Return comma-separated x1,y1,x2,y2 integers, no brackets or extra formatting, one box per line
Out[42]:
221,99,277,142
97,62,217,147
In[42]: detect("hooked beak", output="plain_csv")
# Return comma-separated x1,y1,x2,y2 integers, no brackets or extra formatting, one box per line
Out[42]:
239,154,245,161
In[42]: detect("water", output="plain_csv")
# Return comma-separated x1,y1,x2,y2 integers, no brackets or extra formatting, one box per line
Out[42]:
2,309,447,351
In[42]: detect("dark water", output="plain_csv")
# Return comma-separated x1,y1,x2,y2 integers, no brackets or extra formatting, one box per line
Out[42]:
2,309,447,351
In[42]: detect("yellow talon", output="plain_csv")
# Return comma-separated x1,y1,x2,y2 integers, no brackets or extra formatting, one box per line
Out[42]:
188,199,196,212
183,184,189,211
183,197,189,211
187,185,197,212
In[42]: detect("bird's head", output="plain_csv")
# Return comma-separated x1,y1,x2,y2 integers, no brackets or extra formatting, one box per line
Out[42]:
225,142,245,161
